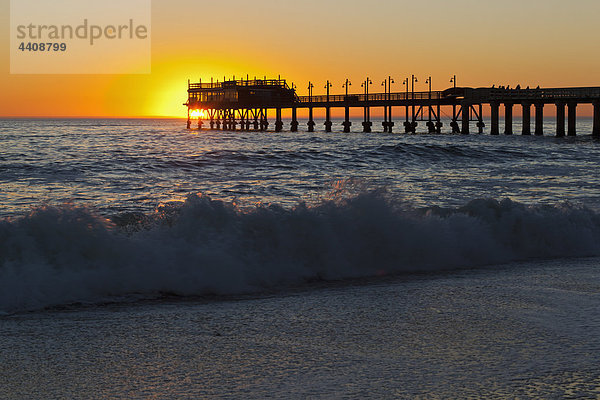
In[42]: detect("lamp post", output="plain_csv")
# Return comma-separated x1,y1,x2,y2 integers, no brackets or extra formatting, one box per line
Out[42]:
324,80,333,132
411,74,418,99
402,78,410,126
342,79,352,132
425,76,432,98
343,79,351,97
325,80,332,102
387,76,394,132
450,75,459,132
307,81,315,132
361,77,372,96
450,75,456,89
411,75,418,131
425,77,434,132
381,76,394,132
382,79,388,132
361,77,373,132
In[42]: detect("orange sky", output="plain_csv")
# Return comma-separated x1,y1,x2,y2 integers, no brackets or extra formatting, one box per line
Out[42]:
2,0,600,118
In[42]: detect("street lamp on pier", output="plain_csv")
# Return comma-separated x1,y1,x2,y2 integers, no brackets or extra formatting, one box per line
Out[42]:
343,79,352,97
324,80,332,102
450,75,457,89
361,77,373,96
425,76,432,98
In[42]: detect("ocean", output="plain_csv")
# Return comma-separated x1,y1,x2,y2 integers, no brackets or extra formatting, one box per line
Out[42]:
1,117,599,398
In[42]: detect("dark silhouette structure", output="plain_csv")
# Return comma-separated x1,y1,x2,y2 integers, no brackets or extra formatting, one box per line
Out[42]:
185,77,600,136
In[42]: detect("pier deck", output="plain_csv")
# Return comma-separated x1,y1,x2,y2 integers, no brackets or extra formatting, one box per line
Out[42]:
185,77,600,136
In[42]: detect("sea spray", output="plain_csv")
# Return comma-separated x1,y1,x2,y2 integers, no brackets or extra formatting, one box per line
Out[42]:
2,192,600,313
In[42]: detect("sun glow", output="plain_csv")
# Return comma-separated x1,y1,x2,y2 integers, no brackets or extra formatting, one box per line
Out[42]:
189,109,206,119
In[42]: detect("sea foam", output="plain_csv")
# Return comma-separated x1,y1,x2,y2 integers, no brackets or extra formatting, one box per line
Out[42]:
1,193,600,313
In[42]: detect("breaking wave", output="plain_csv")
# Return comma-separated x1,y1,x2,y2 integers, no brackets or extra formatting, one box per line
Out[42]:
2,192,600,313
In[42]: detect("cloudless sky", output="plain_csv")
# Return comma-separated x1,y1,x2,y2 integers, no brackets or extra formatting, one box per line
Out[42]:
1,0,600,117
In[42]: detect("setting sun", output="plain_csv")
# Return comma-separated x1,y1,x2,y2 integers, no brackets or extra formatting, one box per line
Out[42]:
189,109,205,119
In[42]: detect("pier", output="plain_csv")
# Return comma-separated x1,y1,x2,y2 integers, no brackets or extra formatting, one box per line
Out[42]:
185,76,600,137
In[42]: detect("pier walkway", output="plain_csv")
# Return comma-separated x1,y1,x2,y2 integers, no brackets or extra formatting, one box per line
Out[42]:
185,77,600,136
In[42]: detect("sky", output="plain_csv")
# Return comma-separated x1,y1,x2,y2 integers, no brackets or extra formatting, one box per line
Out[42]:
1,0,600,117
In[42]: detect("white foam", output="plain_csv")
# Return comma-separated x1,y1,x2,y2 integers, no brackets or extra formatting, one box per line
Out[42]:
2,193,600,313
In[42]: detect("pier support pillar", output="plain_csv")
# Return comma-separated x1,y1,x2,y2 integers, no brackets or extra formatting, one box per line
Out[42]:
245,114,251,130
450,104,460,133
461,102,470,134
435,104,442,133
521,102,531,135
476,104,485,134
427,121,436,133
230,110,237,131
325,107,332,132
388,106,394,133
593,101,600,137
197,119,203,130
307,107,315,132
342,106,351,133
260,109,268,131
535,103,544,136
568,101,577,136
504,103,513,135
237,112,243,131
252,110,259,130
556,101,566,137
363,107,372,133
291,108,298,132
450,120,460,133
275,108,283,132
383,105,388,133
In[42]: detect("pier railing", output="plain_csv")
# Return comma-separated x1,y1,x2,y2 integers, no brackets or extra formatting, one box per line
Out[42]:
189,79,291,90
297,91,445,104
470,87,600,102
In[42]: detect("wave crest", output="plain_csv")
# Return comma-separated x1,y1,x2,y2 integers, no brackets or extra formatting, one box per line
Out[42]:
2,193,600,313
